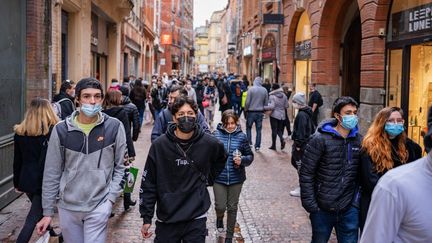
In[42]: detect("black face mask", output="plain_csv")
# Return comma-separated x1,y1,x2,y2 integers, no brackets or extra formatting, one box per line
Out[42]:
177,116,196,133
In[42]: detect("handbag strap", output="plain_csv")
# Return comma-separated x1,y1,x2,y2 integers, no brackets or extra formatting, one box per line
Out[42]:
175,142,207,183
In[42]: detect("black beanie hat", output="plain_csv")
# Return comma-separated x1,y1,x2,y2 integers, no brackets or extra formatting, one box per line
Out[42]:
75,78,104,98
424,106,432,152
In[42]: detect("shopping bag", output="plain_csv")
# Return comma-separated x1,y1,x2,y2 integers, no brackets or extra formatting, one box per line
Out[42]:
124,167,139,193
35,231,50,243
202,100,209,108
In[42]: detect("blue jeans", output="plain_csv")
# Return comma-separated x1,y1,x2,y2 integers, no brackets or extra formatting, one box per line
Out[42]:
138,108,144,127
246,111,263,148
309,206,359,243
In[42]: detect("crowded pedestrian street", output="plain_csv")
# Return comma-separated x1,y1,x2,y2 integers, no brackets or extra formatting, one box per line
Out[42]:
1,113,337,243
2,0,432,242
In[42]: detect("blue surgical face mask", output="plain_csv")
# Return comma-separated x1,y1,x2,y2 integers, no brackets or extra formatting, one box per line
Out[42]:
80,103,102,117
340,114,358,130
385,123,404,137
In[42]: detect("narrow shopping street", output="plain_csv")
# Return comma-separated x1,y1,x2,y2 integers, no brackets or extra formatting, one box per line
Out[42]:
0,114,339,242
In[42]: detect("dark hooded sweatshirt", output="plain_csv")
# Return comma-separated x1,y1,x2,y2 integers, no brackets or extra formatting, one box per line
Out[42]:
140,123,227,224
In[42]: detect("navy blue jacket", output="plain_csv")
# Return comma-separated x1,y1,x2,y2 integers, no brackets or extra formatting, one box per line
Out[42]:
214,124,254,185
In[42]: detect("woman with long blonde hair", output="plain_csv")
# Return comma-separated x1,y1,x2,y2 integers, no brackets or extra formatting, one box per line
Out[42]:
359,106,422,230
13,98,59,242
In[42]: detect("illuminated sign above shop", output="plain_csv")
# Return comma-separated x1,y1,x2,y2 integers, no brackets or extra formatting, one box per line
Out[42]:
392,3,432,41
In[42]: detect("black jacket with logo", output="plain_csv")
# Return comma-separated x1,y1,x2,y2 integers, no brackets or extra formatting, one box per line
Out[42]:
140,123,227,224
300,119,362,213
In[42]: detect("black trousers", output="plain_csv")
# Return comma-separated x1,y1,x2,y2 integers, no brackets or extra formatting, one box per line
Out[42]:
155,217,207,243
17,194,43,243
270,117,285,147
284,109,291,135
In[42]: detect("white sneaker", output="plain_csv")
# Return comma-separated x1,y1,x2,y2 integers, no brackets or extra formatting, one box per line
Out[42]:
290,187,301,197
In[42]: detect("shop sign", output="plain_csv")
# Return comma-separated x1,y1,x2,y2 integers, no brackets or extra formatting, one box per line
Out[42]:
161,34,172,45
199,64,208,73
263,14,284,25
392,3,432,41
262,49,275,60
243,46,253,57
228,42,236,54
294,39,311,60
160,58,166,65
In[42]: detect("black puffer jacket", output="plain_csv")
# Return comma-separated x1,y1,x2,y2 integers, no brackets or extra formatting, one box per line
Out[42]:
122,96,140,141
292,106,315,147
103,107,136,157
300,119,362,213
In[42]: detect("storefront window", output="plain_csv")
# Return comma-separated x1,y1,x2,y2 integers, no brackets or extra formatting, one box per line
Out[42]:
294,12,312,95
387,49,402,108
408,42,432,148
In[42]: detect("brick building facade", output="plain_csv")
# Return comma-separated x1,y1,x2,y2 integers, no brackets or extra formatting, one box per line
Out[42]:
159,0,193,76
280,0,432,146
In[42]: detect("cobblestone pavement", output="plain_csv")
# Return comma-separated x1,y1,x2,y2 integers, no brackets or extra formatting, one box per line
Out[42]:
0,112,338,243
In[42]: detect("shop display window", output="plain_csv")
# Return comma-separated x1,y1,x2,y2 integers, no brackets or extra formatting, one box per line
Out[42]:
387,49,402,108
408,43,432,149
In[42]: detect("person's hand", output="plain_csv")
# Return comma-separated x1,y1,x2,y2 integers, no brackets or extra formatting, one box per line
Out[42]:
141,224,153,239
36,216,52,235
233,156,241,168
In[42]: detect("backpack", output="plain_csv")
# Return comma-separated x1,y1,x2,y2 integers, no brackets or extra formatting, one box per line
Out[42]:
235,84,241,97
52,98,73,119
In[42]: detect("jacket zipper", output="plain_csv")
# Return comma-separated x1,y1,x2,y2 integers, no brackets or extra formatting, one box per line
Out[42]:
227,133,232,184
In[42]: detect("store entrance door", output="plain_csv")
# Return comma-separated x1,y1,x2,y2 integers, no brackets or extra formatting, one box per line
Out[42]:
342,15,361,103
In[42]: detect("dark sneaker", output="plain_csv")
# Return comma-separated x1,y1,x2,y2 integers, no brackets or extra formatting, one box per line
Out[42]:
225,238,233,243
281,141,286,150
268,146,276,150
216,218,224,232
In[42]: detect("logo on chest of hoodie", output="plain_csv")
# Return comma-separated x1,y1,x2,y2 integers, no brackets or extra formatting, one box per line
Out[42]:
176,158,190,166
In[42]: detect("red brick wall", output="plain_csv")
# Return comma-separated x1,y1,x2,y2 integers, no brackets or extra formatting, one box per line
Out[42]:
26,0,50,104
359,0,391,88
280,0,390,89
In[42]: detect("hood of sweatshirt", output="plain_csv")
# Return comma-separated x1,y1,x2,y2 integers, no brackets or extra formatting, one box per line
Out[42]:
122,96,131,105
253,77,263,87
318,118,359,138
165,122,205,144
269,88,285,98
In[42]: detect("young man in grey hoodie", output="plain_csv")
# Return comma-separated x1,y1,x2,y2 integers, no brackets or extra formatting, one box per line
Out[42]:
244,76,268,151
36,78,126,243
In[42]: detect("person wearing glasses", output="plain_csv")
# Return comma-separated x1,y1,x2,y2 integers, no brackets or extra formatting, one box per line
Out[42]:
36,78,127,242
359,107,421,231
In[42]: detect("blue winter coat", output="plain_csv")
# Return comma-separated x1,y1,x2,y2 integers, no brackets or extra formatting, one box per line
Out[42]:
214,124,254,185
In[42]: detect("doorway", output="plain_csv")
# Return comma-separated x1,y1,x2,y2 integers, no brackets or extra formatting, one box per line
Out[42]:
342,15,361,103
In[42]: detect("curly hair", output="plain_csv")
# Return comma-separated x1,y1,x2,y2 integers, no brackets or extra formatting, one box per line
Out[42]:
361,107,408,173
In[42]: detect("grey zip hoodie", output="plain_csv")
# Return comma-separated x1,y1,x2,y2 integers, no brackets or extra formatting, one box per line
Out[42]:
244,77,269,112
42,111,126,216
265,88,288,120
